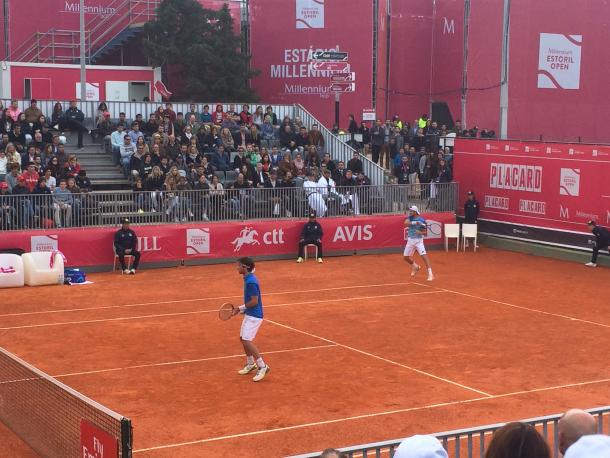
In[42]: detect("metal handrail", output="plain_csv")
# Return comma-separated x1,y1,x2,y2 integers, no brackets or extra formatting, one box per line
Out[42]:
294,104,386,185
289,405,610,458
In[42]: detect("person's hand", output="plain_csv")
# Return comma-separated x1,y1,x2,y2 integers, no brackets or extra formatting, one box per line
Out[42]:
317,239,321,243
125,249,132,254
299,239,304,243
232,307,240,316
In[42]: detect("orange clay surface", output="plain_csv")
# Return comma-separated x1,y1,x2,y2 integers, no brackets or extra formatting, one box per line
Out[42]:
0,248,609,457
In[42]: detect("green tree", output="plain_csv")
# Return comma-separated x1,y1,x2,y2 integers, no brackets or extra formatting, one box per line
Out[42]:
144,0,259,101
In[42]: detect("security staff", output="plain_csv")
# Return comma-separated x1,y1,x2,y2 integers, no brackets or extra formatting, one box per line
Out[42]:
464,191,480,223
296,211,324,264
586,220,610,267
114,218,141,274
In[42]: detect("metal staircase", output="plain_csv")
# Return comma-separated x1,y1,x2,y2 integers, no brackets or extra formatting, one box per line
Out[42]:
7,0,159,64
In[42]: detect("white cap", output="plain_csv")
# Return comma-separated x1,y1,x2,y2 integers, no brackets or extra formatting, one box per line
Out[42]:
565,435,610,458
408,205,420,213
393,435,448,458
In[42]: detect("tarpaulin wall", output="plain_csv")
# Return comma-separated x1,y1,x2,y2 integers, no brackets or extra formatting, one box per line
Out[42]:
505,0,610,143
0,214,454,268
249,0,375,127
453,138,610,247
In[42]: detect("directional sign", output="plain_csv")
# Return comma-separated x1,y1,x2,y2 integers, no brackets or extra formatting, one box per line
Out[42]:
312,51,349,61
312,62,350,72
330,72,356,83
330,82,355,93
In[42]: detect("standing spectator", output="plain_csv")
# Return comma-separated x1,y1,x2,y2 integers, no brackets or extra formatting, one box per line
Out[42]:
64,100,89,148
52,179,73,227
296,211,323,263
392,435,447,458
114,218,141,274
585,220,610,267
558,409,597,456
485,422,550,458
24,100,43,123
370,120,384,164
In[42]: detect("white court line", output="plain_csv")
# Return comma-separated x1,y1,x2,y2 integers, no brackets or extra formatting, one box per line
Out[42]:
412,282,610,330
51,344,337,379
266,319,492,397
133,376,610,453
0,282,415,318
0,291,444,331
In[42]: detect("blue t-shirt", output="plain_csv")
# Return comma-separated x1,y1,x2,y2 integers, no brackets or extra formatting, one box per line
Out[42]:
200,112,212,123
244,273,263,319
407,215,427,239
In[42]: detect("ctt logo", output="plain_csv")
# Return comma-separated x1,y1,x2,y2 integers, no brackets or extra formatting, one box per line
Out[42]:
31,235,58,252
333,225,373,242
559,168,580,196
231,226,285,252
186,229,210,255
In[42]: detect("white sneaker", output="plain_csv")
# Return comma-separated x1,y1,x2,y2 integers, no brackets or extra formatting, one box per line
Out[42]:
296,257,304,263
585,262,597,267
427,273,434,281
129,269,136,275
411,264,420,277
253,365,270,382
237,363,257,375
317,258,323,263
123,269,130,274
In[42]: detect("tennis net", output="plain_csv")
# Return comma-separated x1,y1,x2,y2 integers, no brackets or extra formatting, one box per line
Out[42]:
0,346,132,457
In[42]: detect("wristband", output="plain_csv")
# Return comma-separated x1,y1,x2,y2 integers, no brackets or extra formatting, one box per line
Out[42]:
239,305,246,313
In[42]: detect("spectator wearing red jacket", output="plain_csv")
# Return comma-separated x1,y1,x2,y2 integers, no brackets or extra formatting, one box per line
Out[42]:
20,162,39,192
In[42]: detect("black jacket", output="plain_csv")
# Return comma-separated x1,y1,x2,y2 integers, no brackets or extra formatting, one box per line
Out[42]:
301,221,323,242
464,199,480,223
114,228,138,252
592,226,610,247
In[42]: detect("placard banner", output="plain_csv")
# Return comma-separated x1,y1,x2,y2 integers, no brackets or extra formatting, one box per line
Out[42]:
453,139,610,233
0,214,454,268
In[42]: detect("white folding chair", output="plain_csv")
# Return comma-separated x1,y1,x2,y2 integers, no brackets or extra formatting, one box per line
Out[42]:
444,223,460,252
113,245,133,273
303,244,318,261
461,224,478,252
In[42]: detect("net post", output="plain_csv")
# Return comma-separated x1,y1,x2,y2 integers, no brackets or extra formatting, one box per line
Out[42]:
121,418,133,457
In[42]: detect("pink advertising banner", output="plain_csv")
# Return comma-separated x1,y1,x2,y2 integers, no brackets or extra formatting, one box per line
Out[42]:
249,0,374,127
0,214,455,268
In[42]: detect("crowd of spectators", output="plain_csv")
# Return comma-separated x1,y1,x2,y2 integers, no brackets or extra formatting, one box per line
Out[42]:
317,408,609,458
0,99,92,229
96,102,375,221
347,114,460,187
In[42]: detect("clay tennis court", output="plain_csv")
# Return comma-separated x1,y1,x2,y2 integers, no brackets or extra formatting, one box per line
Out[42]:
1,248,609,457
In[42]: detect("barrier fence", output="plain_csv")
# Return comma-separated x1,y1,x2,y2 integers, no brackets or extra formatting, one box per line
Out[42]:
0,183,458,231
290,406,610,458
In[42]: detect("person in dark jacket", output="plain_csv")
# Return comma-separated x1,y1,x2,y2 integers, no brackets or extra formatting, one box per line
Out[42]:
586,220,610,267
64,100,89,148
296,211,323,263
464,191,480,224
114,218,140,274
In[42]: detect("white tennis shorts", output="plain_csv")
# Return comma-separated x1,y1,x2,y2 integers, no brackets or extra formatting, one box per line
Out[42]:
404,238,427,256
240,315,263,341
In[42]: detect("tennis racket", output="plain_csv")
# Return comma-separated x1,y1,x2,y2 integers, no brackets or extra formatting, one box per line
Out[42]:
218,302,236,321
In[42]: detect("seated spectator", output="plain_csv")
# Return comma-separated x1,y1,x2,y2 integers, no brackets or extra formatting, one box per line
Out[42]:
260,152,272,173
303,171,326,216
0,149,9,178
120,135,136,177
293,153,305,177
485,422,550,458
114,218,140,274
128,122,144,144
63,155,81,180
261,116,276,146
47,155,63,180
129,145,145,179
308,124,325,150
269,146,282,168
297,211,323,263
321,152,336,174
24,99,43,124
265,105,278,125
9,124,26,152
392,435,447,458
305,146,321,169
213,104,224,125
347,151,364,175
220,127,235,151
200,104,212,124
239,104,252,125
233,125,251,150
0,181,16,229
565,434,610,458
7,100,22,122
213,145,231,171
95,112,114,147
558,409,597,455
296,126,309,150
278,152,296,178
252,162,269,188
75,170,92,192
252,105,265,127
249,125,261,148
279,125,297,148
110,124,126,165
140,154,154,180
319,449,346,458
20,162,39,193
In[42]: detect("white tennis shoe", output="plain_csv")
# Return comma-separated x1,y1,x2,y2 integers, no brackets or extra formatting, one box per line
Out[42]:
253,365,270,382
411,264,420,277
585,262,597,267
238,363,257,375
427,273,434,281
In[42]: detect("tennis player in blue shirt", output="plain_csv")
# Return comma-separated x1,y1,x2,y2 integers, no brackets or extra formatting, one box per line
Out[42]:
404,205,434,281
234,257,270,382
